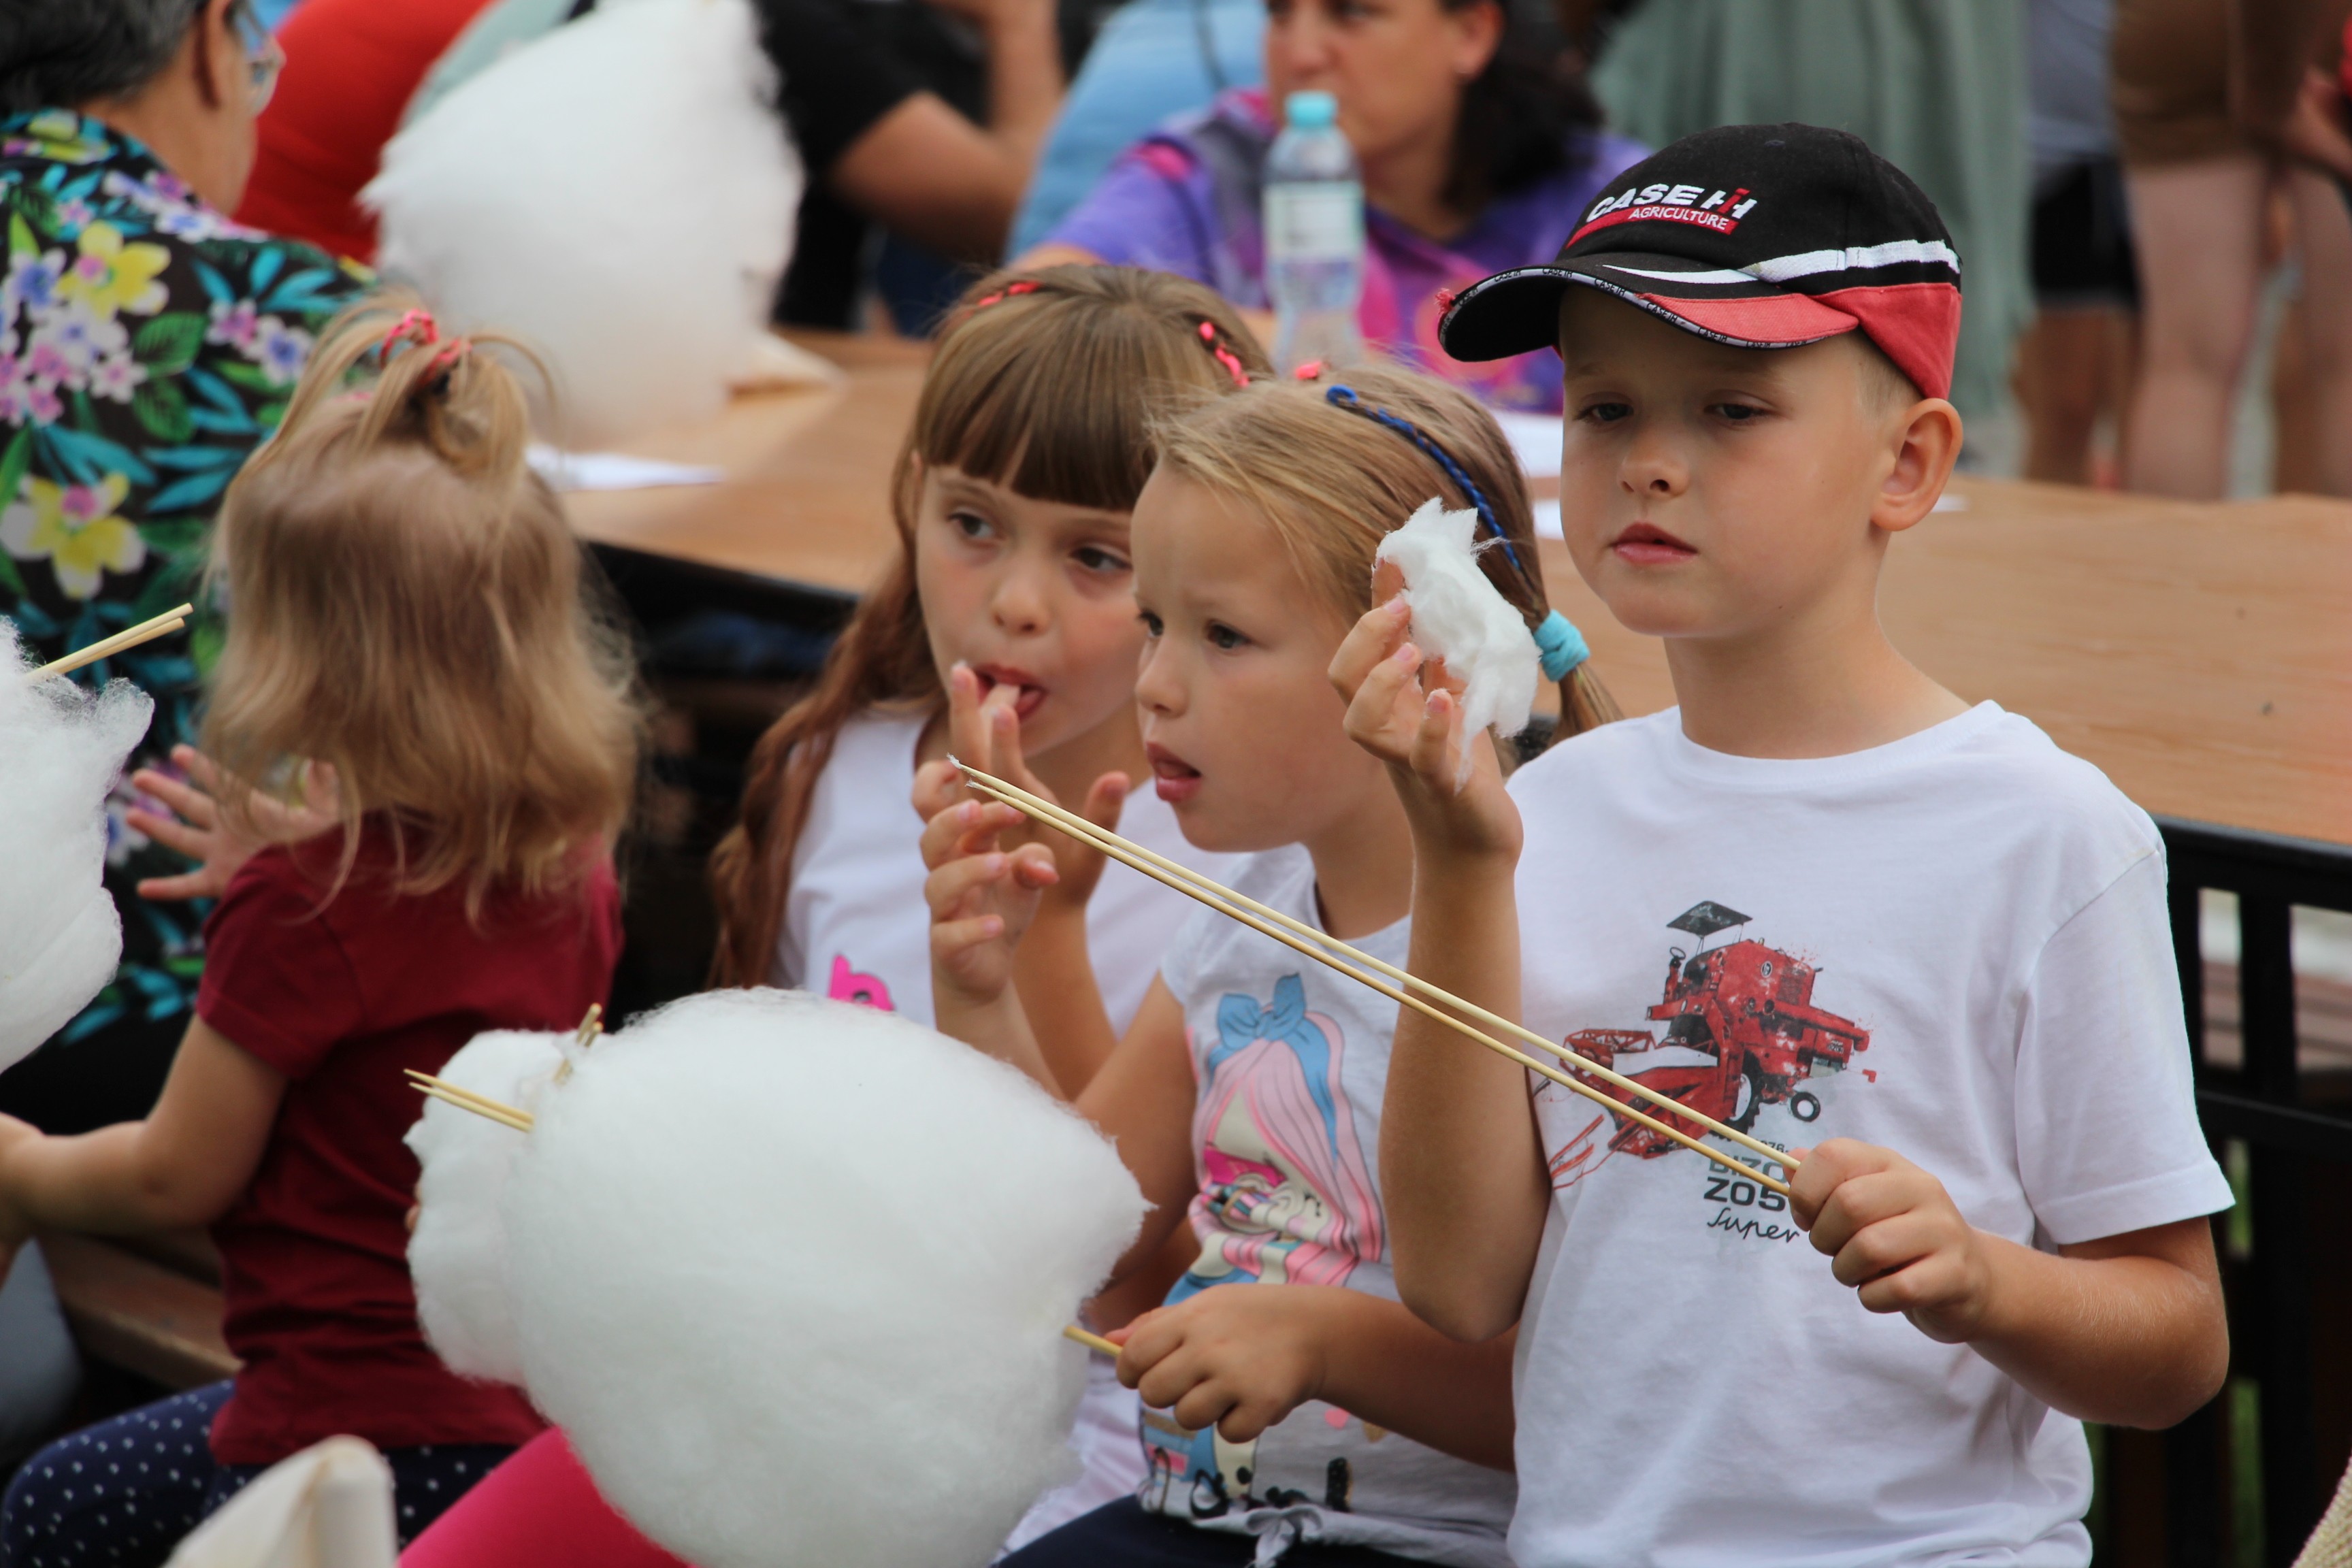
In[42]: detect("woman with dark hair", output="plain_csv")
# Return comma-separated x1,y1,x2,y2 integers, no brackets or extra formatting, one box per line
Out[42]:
1019,0,1642,410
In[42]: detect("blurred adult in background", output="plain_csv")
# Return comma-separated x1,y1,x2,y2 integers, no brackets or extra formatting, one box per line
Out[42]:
1586,0,2030,435
232,0,496,261
2114,0,2352,497
0,0,368,1460
2016,0,2138,485
1009,0,1263,256
0,0,369,1122
248,0,1068,329
1022,0,1644,410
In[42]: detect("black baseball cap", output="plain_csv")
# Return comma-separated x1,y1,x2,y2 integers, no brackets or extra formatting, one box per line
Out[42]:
1439,123,1963,400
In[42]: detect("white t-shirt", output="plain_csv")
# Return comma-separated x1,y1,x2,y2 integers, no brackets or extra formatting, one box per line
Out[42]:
1502,703,2231,1568
1151,847,1518,1568
776,707,1237,1034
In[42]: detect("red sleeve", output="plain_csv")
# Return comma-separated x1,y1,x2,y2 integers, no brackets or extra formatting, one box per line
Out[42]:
196,858,365,1079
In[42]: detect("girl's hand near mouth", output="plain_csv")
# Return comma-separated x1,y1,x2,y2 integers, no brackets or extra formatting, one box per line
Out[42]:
911,662,1130,913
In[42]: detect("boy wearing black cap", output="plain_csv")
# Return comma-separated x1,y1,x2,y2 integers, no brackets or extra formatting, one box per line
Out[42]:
1334,125,2232,1565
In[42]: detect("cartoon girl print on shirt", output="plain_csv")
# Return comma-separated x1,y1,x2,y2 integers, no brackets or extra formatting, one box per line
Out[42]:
1145,973,1386,1518
1174,973,1384,1298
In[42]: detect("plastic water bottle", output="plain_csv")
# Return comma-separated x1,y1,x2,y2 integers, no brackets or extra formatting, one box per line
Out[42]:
1263,90,1364,374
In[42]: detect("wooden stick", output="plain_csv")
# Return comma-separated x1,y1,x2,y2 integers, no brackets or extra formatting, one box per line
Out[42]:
953,762,1801,1183
24,604,195,684
409,1073,535,1133
574,1004,604,1047
954,771,1792,1199
405,1075,1120,1355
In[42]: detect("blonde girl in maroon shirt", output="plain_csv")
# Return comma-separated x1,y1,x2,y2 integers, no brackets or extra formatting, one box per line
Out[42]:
0,295,642,1565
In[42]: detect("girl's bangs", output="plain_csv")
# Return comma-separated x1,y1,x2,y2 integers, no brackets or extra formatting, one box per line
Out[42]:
917,322,1177,515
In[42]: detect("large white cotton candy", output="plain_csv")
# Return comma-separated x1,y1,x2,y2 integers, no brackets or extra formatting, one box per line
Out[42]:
504,990,1147,1568
404,1028,568,1386
1375,498,1540,755
0,625,152,1071
365,0,803,448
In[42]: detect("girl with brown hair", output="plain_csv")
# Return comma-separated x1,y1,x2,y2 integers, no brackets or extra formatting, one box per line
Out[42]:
0,295,641,1563
918,364,1615,1568
707,263,1267,1547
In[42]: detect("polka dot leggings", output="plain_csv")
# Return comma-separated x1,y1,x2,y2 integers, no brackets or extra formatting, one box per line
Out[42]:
0,1382,515,1567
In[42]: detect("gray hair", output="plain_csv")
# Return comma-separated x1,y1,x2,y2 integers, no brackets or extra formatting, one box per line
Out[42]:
0,0,210,118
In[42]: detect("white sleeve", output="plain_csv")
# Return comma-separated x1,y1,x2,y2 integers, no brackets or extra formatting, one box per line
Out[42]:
2014,851,2235,1245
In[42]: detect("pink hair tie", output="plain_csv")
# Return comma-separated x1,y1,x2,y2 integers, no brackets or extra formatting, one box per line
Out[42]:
380,307,440,363
1198,320,1249,389
1290,359,1326,381
425,337,472,377
968,279,1043,312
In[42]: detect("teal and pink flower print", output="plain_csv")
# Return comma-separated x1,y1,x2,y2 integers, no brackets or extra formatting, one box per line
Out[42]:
0,106,370,1046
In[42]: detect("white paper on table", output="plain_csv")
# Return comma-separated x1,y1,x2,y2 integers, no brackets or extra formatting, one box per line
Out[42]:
527,444,725,493
1495,410,1564,478
1931,491,1970,512
1533,498,1563,540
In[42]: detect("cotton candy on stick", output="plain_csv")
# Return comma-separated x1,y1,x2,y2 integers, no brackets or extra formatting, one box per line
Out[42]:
496,989,1146,1568
0,623,152,1071
404,1027,571,1385
1373,499,1539,785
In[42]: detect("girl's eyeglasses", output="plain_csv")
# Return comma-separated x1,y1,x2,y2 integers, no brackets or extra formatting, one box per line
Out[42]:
225,0,285,113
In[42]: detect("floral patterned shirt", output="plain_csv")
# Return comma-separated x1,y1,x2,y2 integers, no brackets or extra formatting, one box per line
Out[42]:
0,108,370,1044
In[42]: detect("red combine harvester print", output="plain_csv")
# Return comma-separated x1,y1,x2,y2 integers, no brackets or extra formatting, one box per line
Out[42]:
1567,902,1869,1158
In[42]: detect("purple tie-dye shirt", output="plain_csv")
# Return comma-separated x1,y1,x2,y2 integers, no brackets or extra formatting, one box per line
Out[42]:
1047,88,1645,412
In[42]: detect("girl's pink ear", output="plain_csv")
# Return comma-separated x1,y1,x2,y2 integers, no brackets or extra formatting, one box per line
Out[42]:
1371,559,1406,604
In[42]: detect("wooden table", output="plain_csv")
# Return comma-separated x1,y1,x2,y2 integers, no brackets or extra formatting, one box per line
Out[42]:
566,337,2352,849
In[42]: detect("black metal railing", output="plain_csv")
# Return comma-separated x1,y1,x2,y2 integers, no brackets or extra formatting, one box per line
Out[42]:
2153,817,2352,1567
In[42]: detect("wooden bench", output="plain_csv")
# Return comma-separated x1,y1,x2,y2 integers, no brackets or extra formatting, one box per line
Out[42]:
39,1228,236,1391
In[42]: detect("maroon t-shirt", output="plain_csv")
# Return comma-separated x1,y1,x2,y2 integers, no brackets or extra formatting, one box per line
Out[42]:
196,826,621,1465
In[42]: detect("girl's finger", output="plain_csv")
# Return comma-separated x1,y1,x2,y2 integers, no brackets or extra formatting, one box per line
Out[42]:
129,768,218,829
947,664,992,767
124,807,209,859
929,913,1007,959
1410,686,1464,789
1079,771,1130,833
1326,598,1411,703
921,851,1011,916
911,759,964,821
134,871,212,903
176,745,225,794
1009,843,1061,888
1341,640,1424,758
1169,1380,1241,1437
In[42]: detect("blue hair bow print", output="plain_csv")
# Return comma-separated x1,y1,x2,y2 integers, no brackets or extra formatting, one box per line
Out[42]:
1179,975,1384,1296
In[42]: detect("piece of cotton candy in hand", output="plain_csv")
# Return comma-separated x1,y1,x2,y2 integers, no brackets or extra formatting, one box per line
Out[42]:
504,989,1147,1568
0,625,153,1072
1373,499,1539,781
406,1028,569,1386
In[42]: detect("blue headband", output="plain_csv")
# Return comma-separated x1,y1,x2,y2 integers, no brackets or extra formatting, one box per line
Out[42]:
1324,385,1528,581
1323,383,1589,683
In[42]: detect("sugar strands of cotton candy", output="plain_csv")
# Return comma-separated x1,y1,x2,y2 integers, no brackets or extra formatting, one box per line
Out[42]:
405,1026,573,1386
366,0,804,448
498,990,1145,1568
1374,498,1539,780
0,625,152,1072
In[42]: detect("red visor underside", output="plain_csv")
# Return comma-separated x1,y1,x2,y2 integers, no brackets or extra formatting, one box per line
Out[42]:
1637,280,1960,401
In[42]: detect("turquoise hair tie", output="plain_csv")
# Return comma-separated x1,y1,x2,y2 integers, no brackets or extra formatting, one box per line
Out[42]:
1533,611,1588,681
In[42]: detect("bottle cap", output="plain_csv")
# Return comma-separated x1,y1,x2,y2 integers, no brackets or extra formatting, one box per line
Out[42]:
1284,91,1338,130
